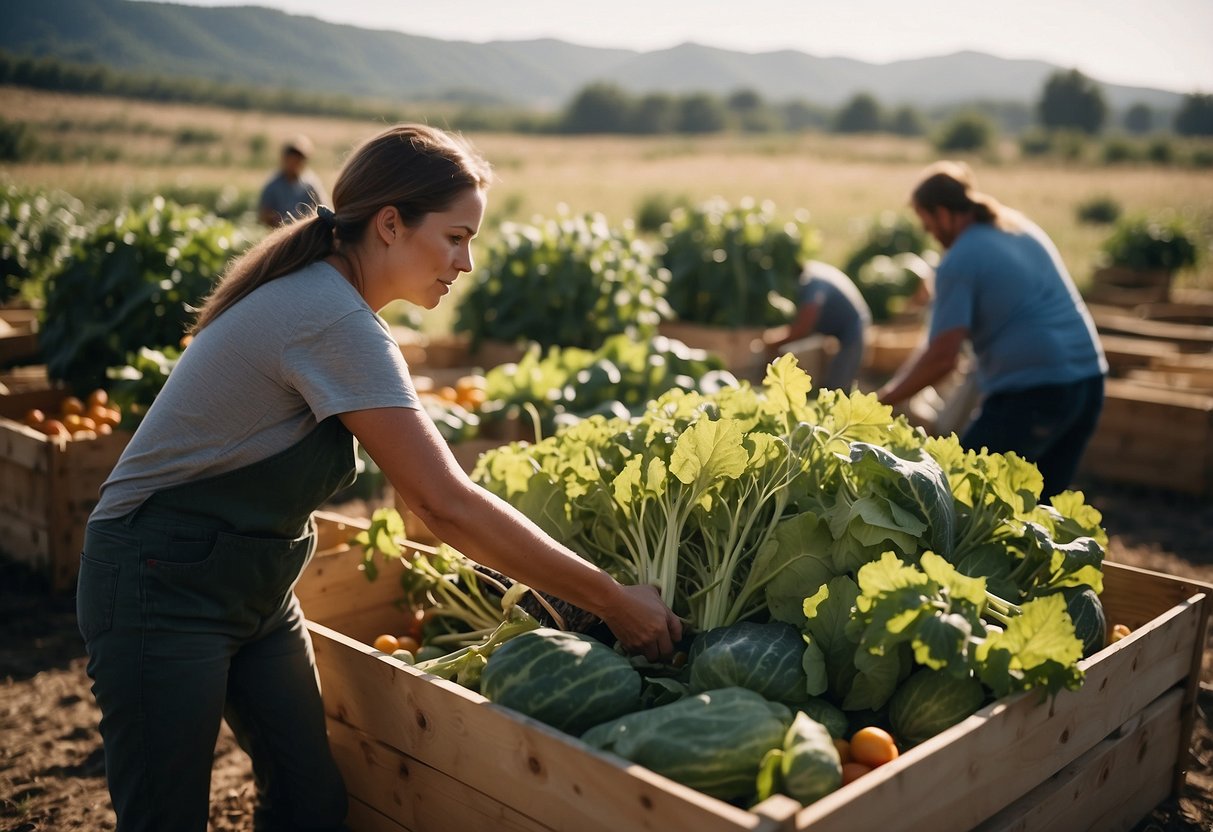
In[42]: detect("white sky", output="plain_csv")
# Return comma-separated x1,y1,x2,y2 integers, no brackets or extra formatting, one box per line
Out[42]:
150,0,1213,93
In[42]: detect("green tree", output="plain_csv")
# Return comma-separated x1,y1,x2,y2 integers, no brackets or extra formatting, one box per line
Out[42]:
561,83,634,134
629,92,678,134
1123,103,1153,134
677,93,728,134
888,106,926,136
1174,93,1213,136
1037,69,1106,134
934,112,995,152
726,88,778,132
834,93,883,133
781,99,830,132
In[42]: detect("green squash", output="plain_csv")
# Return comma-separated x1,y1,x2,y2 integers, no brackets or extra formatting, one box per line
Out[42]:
480,628,641,736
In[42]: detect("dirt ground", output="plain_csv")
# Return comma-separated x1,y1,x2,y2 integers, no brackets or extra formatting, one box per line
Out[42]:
2,479,1212,832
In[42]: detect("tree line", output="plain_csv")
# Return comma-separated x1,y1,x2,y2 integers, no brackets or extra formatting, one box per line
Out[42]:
2,50,1210,140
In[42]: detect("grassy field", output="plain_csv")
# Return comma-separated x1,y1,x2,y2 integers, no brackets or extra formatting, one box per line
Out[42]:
5,85,1213,332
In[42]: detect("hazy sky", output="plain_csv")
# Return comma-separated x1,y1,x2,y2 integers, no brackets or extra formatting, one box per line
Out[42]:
149,0,1213,93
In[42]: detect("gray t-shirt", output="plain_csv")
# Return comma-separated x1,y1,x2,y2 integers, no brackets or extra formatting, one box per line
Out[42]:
93,261,418,521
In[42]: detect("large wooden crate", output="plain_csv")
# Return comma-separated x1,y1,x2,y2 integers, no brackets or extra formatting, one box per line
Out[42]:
0,397,130,592
1082,379,1213,496
299,514,1211,832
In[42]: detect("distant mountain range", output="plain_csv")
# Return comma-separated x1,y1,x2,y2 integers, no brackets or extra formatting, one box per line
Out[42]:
1,0,1186,113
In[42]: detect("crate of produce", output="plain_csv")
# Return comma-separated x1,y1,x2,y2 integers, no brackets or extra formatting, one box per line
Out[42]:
0,389,129,592
1081,379,1213,496
298,513,1211,832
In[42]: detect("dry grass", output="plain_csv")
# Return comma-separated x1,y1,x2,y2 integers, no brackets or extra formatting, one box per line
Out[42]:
5,86,1213,311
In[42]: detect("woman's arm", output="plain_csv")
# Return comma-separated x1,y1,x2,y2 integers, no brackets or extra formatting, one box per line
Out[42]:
338,407,682,660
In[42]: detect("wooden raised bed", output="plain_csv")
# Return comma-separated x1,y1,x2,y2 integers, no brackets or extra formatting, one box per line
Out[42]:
1085,266,1173,307
657,321,769,380
0,392,130,592
863,322,924,377
1082,379,1213,496
300,513,1211,832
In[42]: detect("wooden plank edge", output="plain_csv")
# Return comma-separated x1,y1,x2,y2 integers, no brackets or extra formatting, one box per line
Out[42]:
972,688,1183,832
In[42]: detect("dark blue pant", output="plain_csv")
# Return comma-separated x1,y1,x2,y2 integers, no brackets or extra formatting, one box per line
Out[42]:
77,514,348,832
961,374,1105,498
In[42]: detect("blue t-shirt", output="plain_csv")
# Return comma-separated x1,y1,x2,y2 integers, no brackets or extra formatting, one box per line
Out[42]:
928,218,1107,394
795,261,871,343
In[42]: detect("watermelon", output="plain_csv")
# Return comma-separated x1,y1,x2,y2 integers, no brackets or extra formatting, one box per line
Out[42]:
479,628,641,735
888,668,986,747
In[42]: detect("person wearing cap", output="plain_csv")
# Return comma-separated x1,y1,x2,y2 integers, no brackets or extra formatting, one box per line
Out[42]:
876,160,1107,498
258,134,330,228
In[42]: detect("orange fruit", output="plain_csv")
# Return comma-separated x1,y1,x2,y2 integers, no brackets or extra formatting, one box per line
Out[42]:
372,634,400,653
841,761,873,785
833,737,852,764
63,414,85,431
457,388,486,409
60,397,86,417
436,386,459,403
849,726,900,768
87,389,109,409
23,409,45,429
42,419,70,439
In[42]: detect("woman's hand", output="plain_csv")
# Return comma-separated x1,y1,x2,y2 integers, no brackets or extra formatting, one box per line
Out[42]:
597,583,683,662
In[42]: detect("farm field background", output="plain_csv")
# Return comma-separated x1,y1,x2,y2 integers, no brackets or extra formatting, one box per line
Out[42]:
5,85,1212,336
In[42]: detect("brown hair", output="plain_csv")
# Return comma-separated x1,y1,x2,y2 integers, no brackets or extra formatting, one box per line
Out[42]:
910,160,1013,228
192,124,493,332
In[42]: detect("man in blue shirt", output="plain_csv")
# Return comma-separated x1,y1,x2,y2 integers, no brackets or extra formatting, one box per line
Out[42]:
877,161,1107,497
762,260,872,391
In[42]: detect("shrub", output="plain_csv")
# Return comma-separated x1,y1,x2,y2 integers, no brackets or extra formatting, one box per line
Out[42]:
1100,215,1200,273
453,211,668,351
658,197,817,327
934,112,995,153
0,184,91,304
1075,195,1122,225
40,198,248,392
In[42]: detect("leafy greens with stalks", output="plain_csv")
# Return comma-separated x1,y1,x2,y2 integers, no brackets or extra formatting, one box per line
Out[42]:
473,353,1105,700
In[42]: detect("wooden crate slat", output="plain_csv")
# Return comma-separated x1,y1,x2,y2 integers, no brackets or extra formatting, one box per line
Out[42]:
327,719,556,832
308,624,784,832
972,688,1183,832
346,796,412,832
789,585,1205,832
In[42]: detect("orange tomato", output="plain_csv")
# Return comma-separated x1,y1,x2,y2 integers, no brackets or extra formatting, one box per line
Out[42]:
841,761,873,785
436,386,459,403
372,634,400,653
849,726,900,768
1110,623,1132,643
60,396,86,417
63,414,85,431
96,423,114,436
42,419,70,439
23,409,45,429
454,374,486,394
833,737,852,764
87,388,109,409
457,387,486,410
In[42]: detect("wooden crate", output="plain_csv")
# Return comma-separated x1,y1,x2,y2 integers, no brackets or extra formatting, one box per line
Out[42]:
1081,379,1213,495
863,322,924,376
0,400,130,592
657,321,769,380
1090,305,1213,353
0,308,41,366
1086,267,1173,307
300,514,1211,832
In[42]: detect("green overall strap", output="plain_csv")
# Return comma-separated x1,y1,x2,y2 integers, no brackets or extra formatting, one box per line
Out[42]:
138,416,357,538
